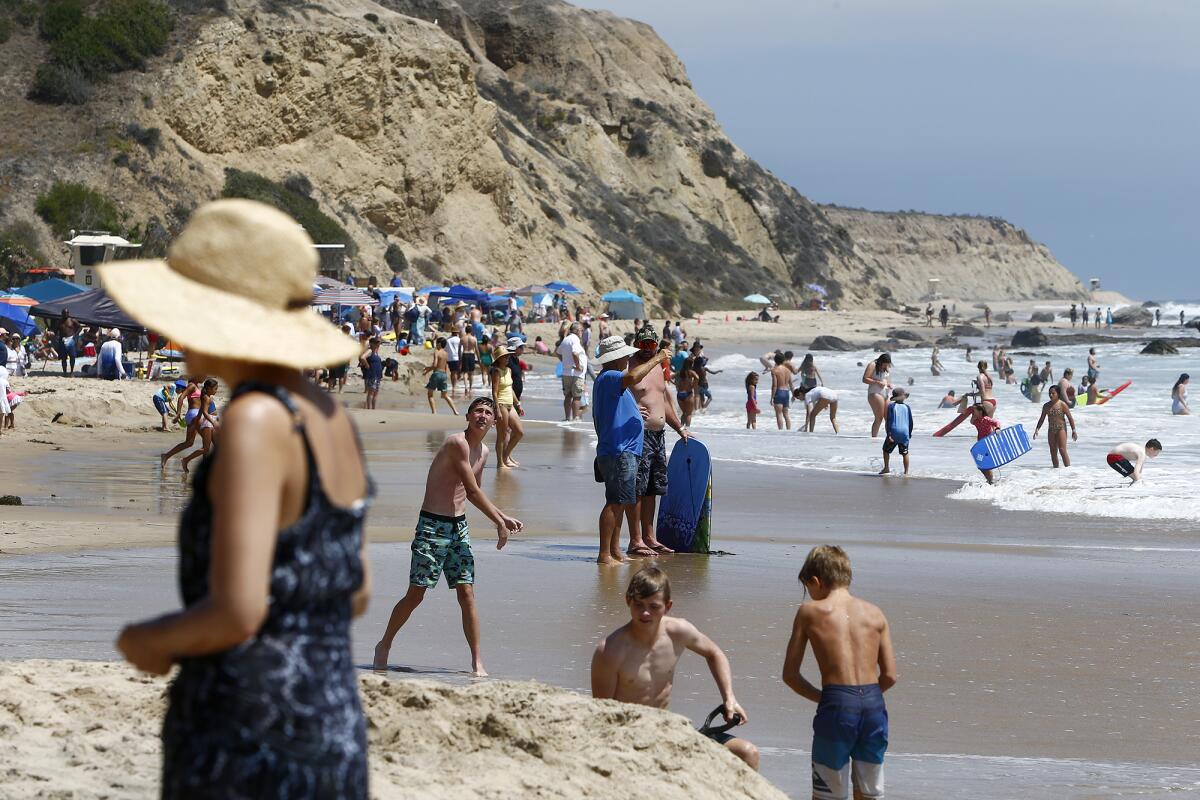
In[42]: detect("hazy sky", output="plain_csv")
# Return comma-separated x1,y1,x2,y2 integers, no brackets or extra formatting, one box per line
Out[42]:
584,1,1198,299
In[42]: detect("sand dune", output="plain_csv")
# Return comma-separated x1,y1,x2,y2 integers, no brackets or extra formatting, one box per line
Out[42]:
0,660,786,800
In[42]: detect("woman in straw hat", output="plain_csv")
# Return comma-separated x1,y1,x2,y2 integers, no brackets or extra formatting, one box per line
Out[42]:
489,344,523,468
108,200,372,798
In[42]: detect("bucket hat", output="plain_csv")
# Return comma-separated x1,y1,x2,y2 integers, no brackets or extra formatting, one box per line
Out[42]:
596,335,638,364
98,200,359,369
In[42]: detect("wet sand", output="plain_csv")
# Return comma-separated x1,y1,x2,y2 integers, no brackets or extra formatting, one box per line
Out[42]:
3,410,1199,797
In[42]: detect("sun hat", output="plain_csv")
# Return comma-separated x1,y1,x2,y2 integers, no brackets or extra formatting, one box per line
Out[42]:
108,328,121,338
492,345,510,361
506,336,525,350
174,379,187,390
596,335,638,365
97,199,359,369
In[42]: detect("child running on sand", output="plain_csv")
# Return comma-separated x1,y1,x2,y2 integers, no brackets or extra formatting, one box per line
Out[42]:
783,545,897,800
374,397,523,676
592,567,760,770
1107,439,1161,484
880,388,912,475
423,336,458,415
745,372,759,429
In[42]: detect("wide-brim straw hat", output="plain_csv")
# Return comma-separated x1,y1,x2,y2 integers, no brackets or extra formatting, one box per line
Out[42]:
98,199,359,369
492,345,511,361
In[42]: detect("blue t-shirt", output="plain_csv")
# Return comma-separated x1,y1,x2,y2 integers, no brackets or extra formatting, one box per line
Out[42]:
885,401,913,444
592,369,644,457
365,353,383,381
670,352,687,373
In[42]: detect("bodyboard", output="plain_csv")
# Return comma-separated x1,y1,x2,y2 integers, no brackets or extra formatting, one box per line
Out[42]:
1020,378,1032,400
656,439,712,553
933,410,971,437
970,424,1032,470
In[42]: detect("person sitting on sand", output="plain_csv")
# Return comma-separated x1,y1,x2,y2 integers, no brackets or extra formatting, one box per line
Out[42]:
783,545,897,800
1033,385,1077,468
423,337,458,415
533,335,550,355
969,401,1001,484
939,389,957,408
374,396,523,677
1107,439,1161,483
593,336,671,566
592,567,759,770
880,388,912,475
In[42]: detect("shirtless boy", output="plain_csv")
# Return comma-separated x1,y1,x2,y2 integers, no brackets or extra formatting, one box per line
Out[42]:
373,397,522,676
423,336,458,415
783,545,897,800
592,567,760,770
771,352,793,430
628,325,688,557
1107,439,1161,483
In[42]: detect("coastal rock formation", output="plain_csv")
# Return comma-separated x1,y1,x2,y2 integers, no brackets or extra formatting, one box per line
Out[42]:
0,660,787,800
1029,311,1057,323
952,324,985,337
821,207,1082,305
1012,328,1049,347
0,0,1083,311
1140,339,1178,355
810,335,857,351
1113,306,1154,326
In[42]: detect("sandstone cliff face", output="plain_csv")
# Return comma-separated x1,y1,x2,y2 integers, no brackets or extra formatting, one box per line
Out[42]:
821,207,1082,304
0,0,1082,310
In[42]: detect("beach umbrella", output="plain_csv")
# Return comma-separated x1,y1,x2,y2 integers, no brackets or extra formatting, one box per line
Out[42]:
313,276,353,290
9,279,85,304
313,288,379,306
0,293,37,307
417,285,448,295
546,280,582,294
742,294,772,305
805,283,828,296
0,303,38,337
484,286,514,295
532,293,554,307
514,284,553,296
427,284,490,305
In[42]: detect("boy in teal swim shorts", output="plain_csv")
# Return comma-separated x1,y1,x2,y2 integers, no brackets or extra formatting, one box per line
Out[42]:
783,546,898,799
373,397,523,676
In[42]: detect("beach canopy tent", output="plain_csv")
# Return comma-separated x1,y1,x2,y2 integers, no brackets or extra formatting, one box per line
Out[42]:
546,280,582,294
743,293,772,305
31,288,144,332
10,278,86,304
427,284,489,306
375,289,413,306
601,289,644,320
417,285,448,295
485,294,525,310
0,296,39,336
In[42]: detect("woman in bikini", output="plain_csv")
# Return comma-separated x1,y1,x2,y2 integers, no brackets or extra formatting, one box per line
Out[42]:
1033,384,1077,467
862,353,892,437
161,376,205,467
675,356,700,428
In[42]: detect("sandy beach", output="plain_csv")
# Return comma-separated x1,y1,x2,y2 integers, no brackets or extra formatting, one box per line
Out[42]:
3,344,1199,799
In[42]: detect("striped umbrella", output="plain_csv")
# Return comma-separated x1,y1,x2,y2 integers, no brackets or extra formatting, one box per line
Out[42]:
312,288,378,306
0,293,37,307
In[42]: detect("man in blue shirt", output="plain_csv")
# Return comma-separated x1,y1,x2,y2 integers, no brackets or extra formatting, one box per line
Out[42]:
880,388,913,475
592,335,670,565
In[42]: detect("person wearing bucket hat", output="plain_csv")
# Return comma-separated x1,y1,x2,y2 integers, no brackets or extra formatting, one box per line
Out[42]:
592,335,670,565
489,345,523,468
108,200,372,798
152,379,187,431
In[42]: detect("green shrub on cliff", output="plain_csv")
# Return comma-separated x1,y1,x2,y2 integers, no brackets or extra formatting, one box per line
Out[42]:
35,182,122,238
0,222,47,288
221,169,356,252
28,0,173,104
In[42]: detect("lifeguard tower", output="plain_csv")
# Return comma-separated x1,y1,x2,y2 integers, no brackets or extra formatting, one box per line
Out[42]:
63,230,142,288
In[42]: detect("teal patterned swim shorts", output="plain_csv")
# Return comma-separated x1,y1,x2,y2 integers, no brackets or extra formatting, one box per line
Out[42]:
409,511,474,589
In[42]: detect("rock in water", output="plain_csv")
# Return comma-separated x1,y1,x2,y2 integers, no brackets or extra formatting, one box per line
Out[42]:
1029,311,1057,323
952,324,985,337
1012,327,1049,347
1113,306,1154,326
810,335,857,351
887,329,924,342
1140,340,1179,355
0,495,21,506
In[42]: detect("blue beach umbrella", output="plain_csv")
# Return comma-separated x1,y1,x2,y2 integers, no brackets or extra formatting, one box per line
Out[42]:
546,280,582,294
743,293,771,305
805,283,828,296
417,285,448,295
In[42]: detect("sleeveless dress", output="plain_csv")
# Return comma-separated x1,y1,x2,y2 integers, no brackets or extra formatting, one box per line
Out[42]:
162,383,372,799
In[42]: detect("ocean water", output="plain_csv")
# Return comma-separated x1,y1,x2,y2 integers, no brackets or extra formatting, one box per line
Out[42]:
523,327,1199,523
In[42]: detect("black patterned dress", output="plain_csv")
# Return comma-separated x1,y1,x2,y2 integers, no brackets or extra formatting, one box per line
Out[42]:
162,383,371,799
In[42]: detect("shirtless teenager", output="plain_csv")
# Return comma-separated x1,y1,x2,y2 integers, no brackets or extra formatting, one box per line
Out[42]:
592,567,759,770
373,397,523,676
1107,439,1161,484
628,326,688,557
460,331,479,395
56,310,81,376
423,336,458,415
771,352,793,430
783,545,898,800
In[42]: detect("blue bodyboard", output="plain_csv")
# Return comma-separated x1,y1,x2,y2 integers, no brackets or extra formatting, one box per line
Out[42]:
656,439,712,552
970,424,1032,470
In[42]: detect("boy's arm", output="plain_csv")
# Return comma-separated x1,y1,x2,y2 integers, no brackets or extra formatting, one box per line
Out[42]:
590,638,619,700
679,620,748,724
782,608,822,703
621,350,670,390
906,407,913,436
1132,449,1146,481
449,439,523,544
877,615,898,692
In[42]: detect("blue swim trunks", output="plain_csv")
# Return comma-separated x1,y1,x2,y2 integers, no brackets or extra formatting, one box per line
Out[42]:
812,684,888,800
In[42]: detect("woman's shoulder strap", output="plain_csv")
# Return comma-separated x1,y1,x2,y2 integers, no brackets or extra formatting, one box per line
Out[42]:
230,381,303,430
